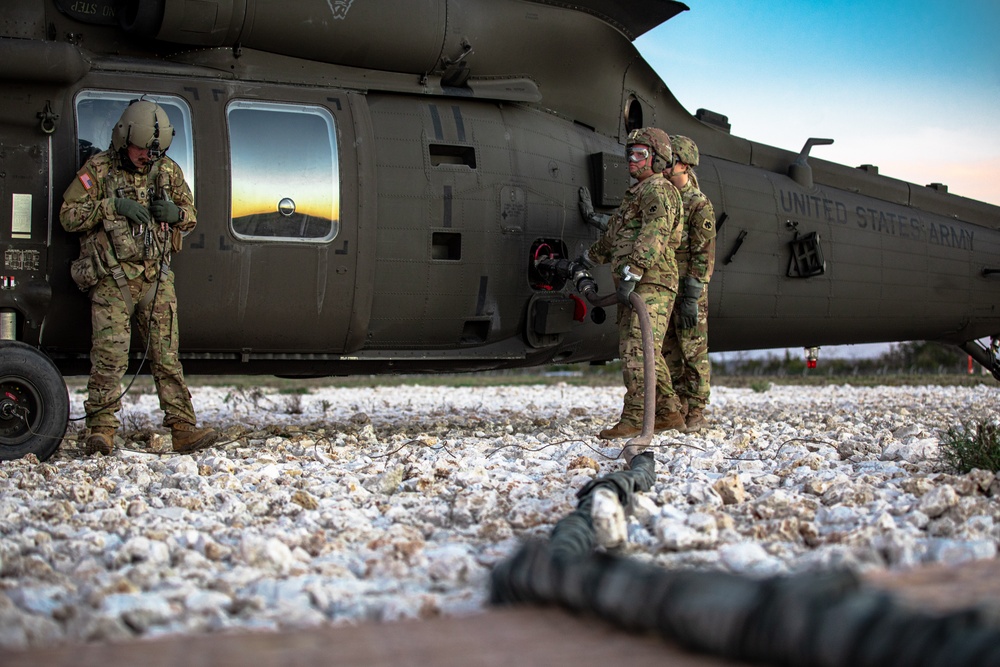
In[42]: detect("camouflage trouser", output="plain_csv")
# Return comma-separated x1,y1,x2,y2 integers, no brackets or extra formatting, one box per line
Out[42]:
663,286,710,409
618,283,680,426
85,268,196,430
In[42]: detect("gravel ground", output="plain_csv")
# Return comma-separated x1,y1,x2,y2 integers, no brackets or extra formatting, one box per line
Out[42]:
0,381,998,649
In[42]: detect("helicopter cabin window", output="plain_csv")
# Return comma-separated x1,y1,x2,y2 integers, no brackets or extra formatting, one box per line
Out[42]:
74,91,194,191
227,101,340,242
624,95,643,134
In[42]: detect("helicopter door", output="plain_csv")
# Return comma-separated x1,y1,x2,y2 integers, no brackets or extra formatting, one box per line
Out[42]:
183,98,358,355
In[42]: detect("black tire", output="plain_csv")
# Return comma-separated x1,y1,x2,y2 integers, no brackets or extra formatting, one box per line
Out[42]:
0,341,69,461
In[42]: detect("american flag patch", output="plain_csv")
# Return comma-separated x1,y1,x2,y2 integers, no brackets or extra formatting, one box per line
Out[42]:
79,172,94,190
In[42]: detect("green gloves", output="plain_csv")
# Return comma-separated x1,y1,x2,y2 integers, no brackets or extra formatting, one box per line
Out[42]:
150,198,181,224
616,279,637,305
677,277,704,329
617,265,642,305
578,187,610,231
114,198,151,226
579,186,596,218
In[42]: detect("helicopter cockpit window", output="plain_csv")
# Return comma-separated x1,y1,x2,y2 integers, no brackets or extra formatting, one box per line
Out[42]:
227,101,340,242
74,91,194,192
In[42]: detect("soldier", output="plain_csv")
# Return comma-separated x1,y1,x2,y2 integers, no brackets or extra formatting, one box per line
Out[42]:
61,99,218,456
585,127,687,439
662,135,716,431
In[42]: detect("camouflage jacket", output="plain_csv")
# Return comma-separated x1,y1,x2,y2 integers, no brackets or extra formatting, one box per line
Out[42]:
60,150,197,280
588,173,683,291
675,177,716,283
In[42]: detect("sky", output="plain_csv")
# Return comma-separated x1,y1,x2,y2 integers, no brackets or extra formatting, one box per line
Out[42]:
635,0,1000,207
634,0,1000,359
229,106,339,220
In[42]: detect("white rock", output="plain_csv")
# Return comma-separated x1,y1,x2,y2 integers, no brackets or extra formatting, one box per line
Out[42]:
713,474,747,504
680,481,723,507
628,493,659,524
881,437,938,463
184,590,232,614
926,539,997,566
168,455,199,476
719,542,784,576
918,485,958,518
425,543,485,585
101,592,173,631
240,537,295,573
653,518,700,551
115,536,170,567
873,531,923,568
590,487,627,549
7,585,67,616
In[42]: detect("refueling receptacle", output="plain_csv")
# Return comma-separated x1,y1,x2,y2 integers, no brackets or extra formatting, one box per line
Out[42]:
529,241,604,325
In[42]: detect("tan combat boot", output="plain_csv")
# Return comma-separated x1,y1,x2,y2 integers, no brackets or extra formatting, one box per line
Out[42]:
654,411,686,433
685,406,709,432
598,421,642,440
85,426,115,456
171,423,219,453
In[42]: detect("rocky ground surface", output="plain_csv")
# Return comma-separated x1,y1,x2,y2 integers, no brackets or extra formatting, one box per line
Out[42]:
1,382,998,649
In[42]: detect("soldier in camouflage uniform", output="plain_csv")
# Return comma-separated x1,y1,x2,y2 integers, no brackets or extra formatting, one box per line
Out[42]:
586,128,687,439
662,136,716,431
60,99,217,456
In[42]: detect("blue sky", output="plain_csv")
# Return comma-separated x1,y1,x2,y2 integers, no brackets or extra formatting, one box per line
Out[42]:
635,1,999,360
636,0,1000,206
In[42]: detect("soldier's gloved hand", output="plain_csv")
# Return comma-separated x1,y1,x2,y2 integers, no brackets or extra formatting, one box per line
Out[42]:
114,198,151,226
150,198,181,225
617,265,642,305
677,276,704,329
579,187,610,231
579,187,595,218
617,279,637,305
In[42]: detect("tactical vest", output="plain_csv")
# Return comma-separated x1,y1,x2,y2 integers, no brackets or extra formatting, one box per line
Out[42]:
69,155,172,312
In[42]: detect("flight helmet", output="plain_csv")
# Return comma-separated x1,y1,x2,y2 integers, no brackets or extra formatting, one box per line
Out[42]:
627,127,672,172
111,99,174,158
670,135,700,167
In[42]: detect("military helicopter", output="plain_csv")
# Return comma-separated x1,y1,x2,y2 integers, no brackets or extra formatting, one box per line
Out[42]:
2,0,998,460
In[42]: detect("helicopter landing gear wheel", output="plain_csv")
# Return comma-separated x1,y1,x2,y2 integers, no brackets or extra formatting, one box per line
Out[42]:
0,341,69,461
